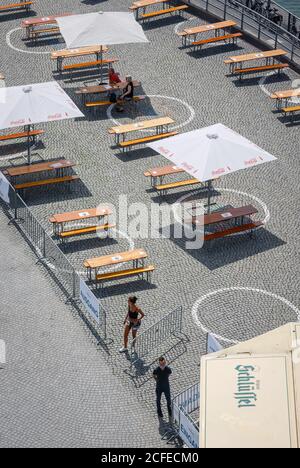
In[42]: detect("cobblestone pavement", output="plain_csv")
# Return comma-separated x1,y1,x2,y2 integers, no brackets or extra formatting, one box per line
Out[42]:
0,0,300,447
0,210,168,448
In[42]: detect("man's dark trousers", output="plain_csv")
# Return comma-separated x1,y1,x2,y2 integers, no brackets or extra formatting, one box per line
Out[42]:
156,385,172,417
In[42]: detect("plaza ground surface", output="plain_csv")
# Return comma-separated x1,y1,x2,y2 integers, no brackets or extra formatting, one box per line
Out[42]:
0,0,299,448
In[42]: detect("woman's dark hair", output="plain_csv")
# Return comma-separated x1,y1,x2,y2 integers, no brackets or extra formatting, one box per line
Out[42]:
128,296,138,304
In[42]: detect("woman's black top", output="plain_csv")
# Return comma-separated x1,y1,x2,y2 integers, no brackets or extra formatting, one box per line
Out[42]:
128,307,139,320
124,81,134,98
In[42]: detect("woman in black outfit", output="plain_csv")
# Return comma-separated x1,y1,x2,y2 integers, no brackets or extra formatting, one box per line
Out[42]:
119,297,145,353
115,75,134,112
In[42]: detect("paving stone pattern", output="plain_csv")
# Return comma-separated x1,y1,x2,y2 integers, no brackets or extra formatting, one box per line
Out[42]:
0,0,299,447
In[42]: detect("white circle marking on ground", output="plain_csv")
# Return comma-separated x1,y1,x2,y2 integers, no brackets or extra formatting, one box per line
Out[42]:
192,287,300,345
172,187,270,235
6,28,51,55
43,226,135,277
259,71,277,98
107,95,195,132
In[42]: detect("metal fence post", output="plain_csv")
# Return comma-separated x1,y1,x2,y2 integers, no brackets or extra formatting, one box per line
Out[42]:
72,270,77,299
103,308,107,342
224,0,227,20
288,13,291,32
42,230,46,259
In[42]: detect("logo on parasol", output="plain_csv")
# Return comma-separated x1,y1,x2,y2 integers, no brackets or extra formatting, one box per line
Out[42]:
206,133,219,140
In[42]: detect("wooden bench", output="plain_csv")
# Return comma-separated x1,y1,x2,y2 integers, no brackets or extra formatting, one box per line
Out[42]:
0,129,44,143
141,5,188,21
0,2,33,12
63,58,118,72
118,131,178,152
204,221,263,241
14,175,79,192
58,223,116,243
233,63,289,79
86,95,144,111
30,27,60,40
281,105,300,122
95,265,155,287
192,33,242,50
155,178,203,195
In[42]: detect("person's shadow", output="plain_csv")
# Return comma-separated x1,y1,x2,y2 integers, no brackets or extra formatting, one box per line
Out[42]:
158,417,182,447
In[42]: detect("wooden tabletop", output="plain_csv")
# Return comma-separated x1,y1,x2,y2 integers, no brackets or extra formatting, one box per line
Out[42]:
22,13,72,28
84,249,148,269
6,160,75,177
49,207,112,224
146,165,184,177
184,20,236,35
51,46,108,60
76,80,141,96
131,0,169,9
109,117,174,135
226,49,287,64
272,88,300,99
193,205,258,227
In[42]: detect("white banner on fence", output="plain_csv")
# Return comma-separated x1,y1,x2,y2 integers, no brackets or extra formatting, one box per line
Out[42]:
179,410,199,449
80,279,100,324
0,172,10,204
207,333,223,354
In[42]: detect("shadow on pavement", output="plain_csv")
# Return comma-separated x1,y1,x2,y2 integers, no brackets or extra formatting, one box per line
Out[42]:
169,225,285,270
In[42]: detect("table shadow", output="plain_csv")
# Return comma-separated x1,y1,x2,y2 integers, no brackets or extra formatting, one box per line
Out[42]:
166,223,286,271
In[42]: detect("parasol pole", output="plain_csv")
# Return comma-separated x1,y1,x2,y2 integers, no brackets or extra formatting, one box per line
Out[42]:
207,180,213,214
100,44,103,84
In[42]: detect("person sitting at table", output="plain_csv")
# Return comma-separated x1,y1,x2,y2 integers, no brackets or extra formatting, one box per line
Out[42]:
115,75,134,112
108,68,121,85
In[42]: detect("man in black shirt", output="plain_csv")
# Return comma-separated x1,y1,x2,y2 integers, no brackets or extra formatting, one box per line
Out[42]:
153,356,172,418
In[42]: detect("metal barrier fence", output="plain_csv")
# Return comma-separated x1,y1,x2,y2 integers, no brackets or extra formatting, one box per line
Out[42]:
172,404,199,448
0,175,107,341
184,0,300,66
130,305,183,367
173,382,200,425
164,382,200,447
228,0,300,34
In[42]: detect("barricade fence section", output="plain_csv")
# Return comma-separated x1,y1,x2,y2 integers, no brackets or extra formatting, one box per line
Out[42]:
130,306,183,367
171,403,200,448
170,382,200,448
173,382,200,425
184,0,300,66
0,174,107,341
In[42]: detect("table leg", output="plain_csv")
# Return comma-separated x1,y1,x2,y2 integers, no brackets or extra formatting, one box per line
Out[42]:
57,58,63,73
87,267,92,282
